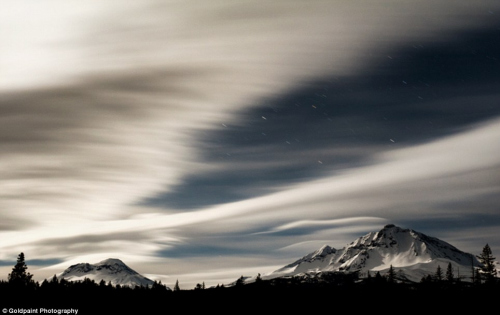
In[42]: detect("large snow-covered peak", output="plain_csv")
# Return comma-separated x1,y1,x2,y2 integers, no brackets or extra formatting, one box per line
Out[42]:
269,225,478,282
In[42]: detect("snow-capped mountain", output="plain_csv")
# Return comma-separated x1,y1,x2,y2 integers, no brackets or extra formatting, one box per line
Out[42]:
269,224,479,282
57,258,159,288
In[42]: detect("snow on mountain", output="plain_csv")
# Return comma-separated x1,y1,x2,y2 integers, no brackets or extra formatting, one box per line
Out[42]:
57,258,161,288
269,224,479,282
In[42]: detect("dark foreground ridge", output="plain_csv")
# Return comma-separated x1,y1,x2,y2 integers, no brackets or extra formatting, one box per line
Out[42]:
2,271,499,313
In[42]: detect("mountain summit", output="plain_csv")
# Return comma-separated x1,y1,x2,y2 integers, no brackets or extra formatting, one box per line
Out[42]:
270,224,478,282
58,258,158,288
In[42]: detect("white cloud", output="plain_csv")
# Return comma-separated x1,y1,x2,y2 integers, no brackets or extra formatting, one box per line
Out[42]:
1,0,499,284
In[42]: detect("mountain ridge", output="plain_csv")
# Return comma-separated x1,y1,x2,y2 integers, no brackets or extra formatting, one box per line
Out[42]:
268,224,479,282
57,258,162,288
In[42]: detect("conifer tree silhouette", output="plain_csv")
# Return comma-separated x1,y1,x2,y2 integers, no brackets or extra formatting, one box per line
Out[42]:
445,262,454,283
434,265,443,281
386,265,396,284
477,244,497,283
173,279,180,291
8,252,33,287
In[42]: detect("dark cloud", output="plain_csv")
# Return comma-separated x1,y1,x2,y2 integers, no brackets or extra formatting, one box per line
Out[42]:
0,67,218,218
157,232,287,259
0,69,204,149
12,231,160,262
35,231,152,248
0,215,35,231
0,258,63,267
158,244,261,259
402,213,500,236
0,260,15,267
143,25,500,210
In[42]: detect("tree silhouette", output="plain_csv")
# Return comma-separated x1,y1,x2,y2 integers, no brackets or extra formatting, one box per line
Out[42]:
434,265,443,281
194,283,203,290
397,269,406,282
374,271,385,284
445,262,454,283
255,273,262,283
386,265,396,284
477,244,497,283
50,274,58,284
474,268,482,285
420,274,433,283
8,252,33,287
173,279,180,291
235,275,245,287
152,280,167,291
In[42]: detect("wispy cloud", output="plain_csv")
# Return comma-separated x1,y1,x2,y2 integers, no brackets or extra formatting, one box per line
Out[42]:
1,0,499,287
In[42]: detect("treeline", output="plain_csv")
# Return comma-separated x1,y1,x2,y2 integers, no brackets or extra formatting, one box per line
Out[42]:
1,247,499,312
0,274,170,293
2,261,498,311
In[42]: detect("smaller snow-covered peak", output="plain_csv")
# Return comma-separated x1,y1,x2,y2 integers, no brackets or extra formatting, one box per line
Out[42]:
96,258,126,266
58,258,159,288
94,258,137,275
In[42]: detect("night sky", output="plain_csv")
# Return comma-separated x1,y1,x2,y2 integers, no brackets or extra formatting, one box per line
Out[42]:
1,0,499,288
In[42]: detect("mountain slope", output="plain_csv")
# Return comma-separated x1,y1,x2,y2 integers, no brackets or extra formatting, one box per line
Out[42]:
57,258,160,288
270,224,479,282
